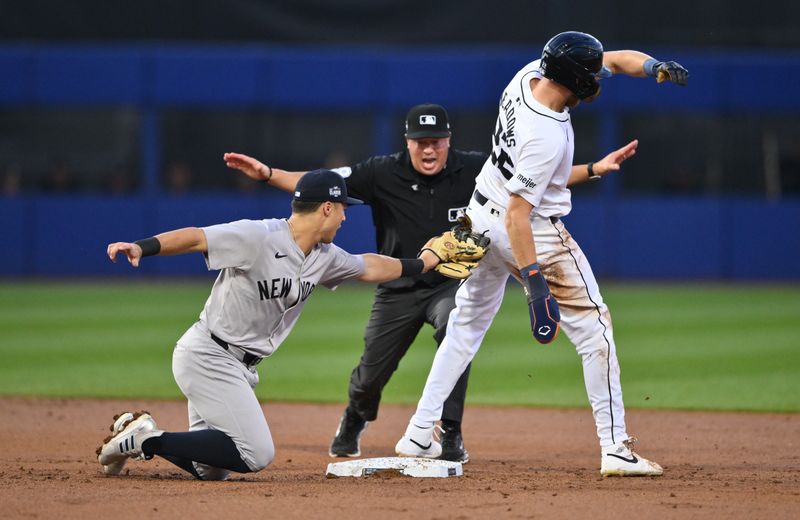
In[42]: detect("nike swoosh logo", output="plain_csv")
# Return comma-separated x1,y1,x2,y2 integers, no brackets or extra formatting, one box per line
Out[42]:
410,438,432,451
606,453,638,464
275,252,288,259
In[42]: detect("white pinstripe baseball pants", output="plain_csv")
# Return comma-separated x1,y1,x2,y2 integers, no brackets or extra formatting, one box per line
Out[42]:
411,199,629,447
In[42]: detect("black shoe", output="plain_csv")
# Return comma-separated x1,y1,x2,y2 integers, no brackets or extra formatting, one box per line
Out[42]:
328,409,367,458
439,427,469,463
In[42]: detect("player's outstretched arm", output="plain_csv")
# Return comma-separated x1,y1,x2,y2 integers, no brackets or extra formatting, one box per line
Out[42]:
568,139,639,186
357,250,440,283
223,152,307,193
603,50,689,86
107,227,208,268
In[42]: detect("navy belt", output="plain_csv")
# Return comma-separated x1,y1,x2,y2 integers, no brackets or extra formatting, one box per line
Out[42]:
473,189,559,224
211,333,262,367
473,189,490,206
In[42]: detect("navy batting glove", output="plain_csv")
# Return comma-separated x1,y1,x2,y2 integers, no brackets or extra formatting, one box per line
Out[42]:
520,263,560,344
644,58,689,86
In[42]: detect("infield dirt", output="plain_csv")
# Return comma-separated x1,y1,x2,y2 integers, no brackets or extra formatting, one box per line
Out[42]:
1,398,797,519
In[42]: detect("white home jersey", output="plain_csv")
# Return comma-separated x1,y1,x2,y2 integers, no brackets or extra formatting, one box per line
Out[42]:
196,218,364,357
475,59,575,218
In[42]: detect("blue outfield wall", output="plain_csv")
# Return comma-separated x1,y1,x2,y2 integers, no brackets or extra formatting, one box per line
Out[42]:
1,44,799,279
2,45,799,111
2,194,798,279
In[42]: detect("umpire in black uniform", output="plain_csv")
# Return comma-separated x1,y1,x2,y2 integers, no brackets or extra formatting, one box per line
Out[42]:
224,104,487,462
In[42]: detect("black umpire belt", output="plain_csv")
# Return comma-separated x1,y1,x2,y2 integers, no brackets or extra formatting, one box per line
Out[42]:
211,333,263,367
473,190,559,224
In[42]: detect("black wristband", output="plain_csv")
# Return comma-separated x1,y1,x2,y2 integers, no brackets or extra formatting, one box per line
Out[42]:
587,161,600,180
399,258,425,277
134,237,161,257
264,165,273,182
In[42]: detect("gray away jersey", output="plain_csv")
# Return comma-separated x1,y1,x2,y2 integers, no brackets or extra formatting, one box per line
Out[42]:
198,219,365,357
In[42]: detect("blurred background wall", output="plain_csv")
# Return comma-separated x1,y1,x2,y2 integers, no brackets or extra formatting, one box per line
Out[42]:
1,0,798,279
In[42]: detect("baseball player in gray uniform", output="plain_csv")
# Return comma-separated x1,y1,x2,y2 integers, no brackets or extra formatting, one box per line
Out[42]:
97,169,450,480
394,32,688,476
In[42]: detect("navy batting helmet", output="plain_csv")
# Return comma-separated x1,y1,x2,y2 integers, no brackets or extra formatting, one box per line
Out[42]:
540,31,611,100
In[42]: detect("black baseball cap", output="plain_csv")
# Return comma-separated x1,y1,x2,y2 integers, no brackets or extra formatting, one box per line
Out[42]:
293,169,363,205
404,103,451,139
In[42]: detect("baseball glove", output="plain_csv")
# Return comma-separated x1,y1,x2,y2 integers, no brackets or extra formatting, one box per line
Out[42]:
434,259,480,279
422,213,490,279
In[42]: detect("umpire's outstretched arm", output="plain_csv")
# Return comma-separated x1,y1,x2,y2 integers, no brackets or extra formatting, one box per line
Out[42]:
224,152,305,193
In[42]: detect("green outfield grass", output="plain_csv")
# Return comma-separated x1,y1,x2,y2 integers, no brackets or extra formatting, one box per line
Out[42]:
1,280,798,412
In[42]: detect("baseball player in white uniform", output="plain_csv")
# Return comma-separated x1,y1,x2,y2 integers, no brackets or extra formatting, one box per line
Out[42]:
394,32,688,476
97,169,449,480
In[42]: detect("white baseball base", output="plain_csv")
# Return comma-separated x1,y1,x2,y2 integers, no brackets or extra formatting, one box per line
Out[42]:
326,457,463,478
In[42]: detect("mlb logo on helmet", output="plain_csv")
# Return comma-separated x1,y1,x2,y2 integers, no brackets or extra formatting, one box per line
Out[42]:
419,115,437,125
329,186,342,197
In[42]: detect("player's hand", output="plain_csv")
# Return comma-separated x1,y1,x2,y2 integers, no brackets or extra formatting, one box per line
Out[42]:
654,61,689,86
520,263,560,344
593,139,638,177
107,242,143,268
418,247,441,271
223,152,271,182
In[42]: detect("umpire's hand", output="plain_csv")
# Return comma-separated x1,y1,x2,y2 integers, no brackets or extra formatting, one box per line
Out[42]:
224,152,271,182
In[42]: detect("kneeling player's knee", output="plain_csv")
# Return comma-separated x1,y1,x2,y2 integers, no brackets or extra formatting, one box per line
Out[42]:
248,438,275,472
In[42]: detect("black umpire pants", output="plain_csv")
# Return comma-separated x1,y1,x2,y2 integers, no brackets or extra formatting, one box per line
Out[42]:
347,280,471,424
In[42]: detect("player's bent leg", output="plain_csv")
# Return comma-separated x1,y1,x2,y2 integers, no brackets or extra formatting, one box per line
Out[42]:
142,429,255,473
398,207,512,460
427,281,470,424
540,223,628,446
172,326,275,474
426,282,471,463
179,403,228,479
409,261,509,429
541,222,661,475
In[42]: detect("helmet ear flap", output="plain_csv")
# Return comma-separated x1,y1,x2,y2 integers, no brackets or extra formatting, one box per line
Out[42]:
582,82,601,103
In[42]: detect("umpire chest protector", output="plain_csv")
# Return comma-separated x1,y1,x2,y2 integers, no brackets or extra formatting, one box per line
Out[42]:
341,149,486,288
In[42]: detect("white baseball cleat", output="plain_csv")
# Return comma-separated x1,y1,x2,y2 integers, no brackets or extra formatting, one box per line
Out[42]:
97,411,163,468
600,438,663,477
100,412,135,475
395,422,443,459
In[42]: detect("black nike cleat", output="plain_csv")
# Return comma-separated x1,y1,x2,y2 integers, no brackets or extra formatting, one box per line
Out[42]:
439,426,470,463
328,409,367,458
